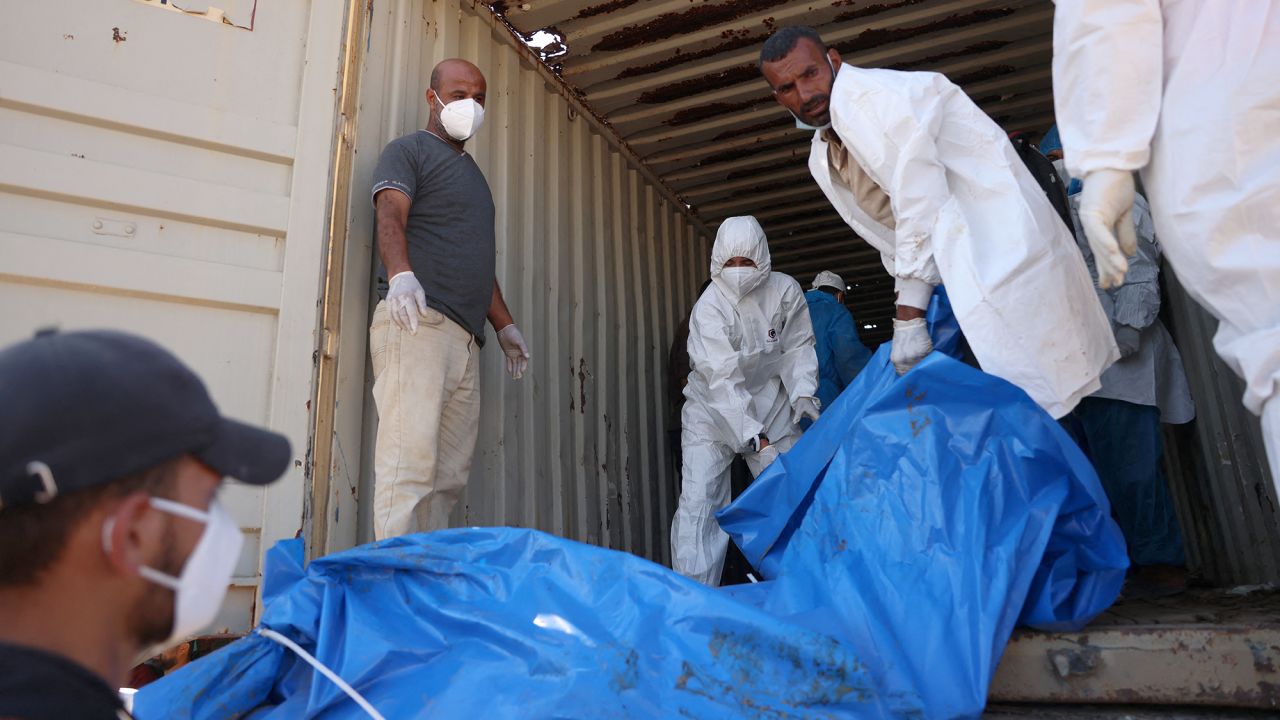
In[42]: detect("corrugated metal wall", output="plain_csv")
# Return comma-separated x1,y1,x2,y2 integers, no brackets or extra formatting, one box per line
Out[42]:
1161,268,1280,586
327,0,710,563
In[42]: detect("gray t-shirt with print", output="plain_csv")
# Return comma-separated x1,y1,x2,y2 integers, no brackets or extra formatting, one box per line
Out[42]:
372,130,495,344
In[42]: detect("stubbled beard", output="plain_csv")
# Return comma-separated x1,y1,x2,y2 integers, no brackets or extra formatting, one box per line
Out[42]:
129,522,181,648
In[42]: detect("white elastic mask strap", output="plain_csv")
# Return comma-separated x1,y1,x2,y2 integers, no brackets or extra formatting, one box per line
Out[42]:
259,629,387,720
138,564,182,592
137,497,210,591
100,503,199,592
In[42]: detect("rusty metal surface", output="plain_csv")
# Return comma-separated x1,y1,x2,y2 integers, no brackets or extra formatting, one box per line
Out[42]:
493,0,1057,344
986,704,1278,718
1159,268,1280,586
339,0,712,566
990,590,1280,709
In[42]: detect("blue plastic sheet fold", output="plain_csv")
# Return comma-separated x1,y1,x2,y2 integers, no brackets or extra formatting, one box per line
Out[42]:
138,343,1125,719
137,530,891,719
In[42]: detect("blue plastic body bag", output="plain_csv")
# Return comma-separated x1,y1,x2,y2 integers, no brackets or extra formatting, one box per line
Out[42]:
745,350,1126,717
136,530,895,719
718,352,1126,632
925,286,963,358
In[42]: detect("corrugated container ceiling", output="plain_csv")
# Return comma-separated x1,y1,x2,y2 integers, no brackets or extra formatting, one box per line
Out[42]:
490,0,1055,344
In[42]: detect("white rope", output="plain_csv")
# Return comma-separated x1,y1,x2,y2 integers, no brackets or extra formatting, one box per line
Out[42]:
257,628,387,720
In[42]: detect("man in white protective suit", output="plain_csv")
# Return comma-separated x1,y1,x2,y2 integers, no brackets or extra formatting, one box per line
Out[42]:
670,216,820,586
1051,0,1280,492
758,26,1118,419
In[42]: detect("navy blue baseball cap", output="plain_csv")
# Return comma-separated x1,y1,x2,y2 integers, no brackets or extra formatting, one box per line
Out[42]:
0,329,291,509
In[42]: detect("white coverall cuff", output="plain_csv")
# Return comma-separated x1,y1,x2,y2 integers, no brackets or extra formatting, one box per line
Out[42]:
895,278,935,311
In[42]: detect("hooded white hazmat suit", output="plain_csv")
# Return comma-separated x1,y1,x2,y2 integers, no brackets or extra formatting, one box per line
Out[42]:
1051,0,1280,492
671,216,819,586
809,62,1118,419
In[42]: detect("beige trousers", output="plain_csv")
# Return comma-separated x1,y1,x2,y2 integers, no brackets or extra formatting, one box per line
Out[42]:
370,300,481,540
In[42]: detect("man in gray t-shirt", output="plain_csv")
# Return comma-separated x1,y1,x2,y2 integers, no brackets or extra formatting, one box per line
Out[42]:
368,58,530,540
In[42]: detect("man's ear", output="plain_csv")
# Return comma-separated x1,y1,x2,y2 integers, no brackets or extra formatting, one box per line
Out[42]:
828,48,842,69
102,492,157,577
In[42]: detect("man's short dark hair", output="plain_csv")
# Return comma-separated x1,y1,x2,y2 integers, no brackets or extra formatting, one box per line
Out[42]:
759,26,826,72
816,285,842,299
0,460,179,588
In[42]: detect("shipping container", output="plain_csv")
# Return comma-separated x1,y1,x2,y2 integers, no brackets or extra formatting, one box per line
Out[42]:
1,0,1276,710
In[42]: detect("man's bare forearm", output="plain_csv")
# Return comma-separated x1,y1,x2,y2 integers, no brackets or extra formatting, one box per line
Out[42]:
487,279,515,329
375,195,412,278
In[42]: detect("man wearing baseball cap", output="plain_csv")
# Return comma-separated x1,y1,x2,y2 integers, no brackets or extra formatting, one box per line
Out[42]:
0,329,291,719
804,271,871,415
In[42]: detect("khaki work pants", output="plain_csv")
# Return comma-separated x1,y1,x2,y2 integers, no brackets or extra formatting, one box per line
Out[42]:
369,300,481,540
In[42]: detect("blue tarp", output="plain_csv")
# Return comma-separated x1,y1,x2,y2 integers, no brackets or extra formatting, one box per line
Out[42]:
721,350,1128,717
718,349,1127,632
138,345,1125,719
137,530,894,719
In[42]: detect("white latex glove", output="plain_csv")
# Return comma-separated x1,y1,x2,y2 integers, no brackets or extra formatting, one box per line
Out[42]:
891,317,932,376
792,396,821,425
386,271,429,334
1079,169,1138,289
496,324,530,380
756,444,780,469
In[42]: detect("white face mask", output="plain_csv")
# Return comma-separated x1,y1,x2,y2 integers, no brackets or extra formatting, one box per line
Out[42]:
433,93,485,141
104,497,244,648
717,266,763,303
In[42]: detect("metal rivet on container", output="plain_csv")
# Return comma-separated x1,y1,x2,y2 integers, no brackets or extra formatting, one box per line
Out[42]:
92,220,103,230
125,223,136,235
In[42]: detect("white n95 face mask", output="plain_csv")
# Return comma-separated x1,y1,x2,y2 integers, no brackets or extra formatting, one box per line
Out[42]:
104,497,244,648
434,94,485,141
717,267,762,303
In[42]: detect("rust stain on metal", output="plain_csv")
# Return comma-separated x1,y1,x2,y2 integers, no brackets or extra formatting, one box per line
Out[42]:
833,8,1016,55
576,0,641,19
637,64,758,103
831,0,927,21
592,0,791,53
712,116,792,142
111,27,128,43
697,139,796,167
577,358,590,415
616,34,762,79
757,208,822,227
664,96,773,127
726,160,798,182
1249,640,1278,673
953,64,1017,86
893,40,1010,71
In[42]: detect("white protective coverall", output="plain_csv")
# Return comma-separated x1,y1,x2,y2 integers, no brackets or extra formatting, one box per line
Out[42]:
810,63,1118,419
1052,0,1280,489
671,216,819,586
